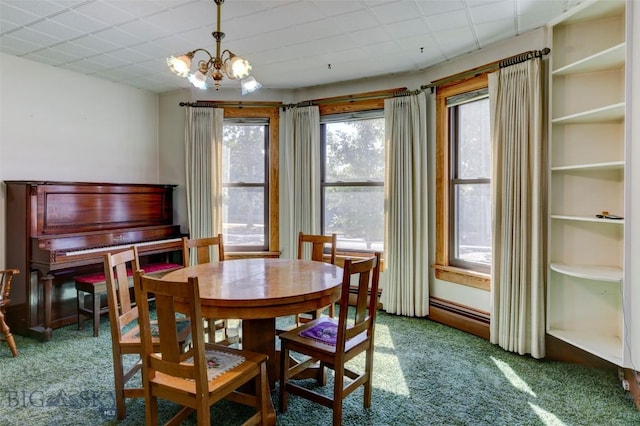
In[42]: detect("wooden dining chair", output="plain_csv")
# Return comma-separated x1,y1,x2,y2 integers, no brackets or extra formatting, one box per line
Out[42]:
104,246,191,420
0,268,20,357
278,252,381,426
182,235,238,345
134,270,275,426
296,232,337,325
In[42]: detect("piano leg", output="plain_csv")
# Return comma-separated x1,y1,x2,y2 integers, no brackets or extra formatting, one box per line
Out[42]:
29,274,53,341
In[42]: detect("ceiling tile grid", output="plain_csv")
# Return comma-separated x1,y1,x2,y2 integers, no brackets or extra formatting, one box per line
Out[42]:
0,0,581,93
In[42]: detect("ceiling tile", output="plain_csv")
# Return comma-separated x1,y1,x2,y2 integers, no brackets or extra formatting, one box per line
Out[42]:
5,27,62,47
0,35,43,55
469,1,516,24
73,1,136,27
47,10,109,34
415,0,466,17
0,2,42,26
25,47,80,65
28,18,84,41
426,9,470,32
2,0,69,17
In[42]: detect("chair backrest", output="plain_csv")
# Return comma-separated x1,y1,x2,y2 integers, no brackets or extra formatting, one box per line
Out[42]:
336,252,381,349
134,271,207,388
298,232,337,264
182,235,225,266
0,269,19,305
104,247,140,340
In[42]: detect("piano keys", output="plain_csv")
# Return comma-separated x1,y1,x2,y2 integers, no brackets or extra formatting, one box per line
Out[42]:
5,181,185,340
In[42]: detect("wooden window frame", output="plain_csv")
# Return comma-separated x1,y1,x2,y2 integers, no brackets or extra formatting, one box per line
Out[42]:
434,75,491,290
223,106,280,256
319,95,386,257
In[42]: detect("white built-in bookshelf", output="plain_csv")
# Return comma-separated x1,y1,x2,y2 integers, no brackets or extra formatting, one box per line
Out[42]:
547,0,628,367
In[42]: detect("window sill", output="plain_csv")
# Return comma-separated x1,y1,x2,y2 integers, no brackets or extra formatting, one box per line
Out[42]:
432,264,490,291
225,251,281,259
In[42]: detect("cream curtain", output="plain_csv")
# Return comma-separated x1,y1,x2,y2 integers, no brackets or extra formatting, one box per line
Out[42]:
280,106,321,259
489,59,546,358
184,107,224,245
380,92,430,317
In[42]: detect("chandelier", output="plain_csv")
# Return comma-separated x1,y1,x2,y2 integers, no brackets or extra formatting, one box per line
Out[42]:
167,0,261,95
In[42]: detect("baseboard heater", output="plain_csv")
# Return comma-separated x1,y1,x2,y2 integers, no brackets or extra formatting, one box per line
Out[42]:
428,297,490,340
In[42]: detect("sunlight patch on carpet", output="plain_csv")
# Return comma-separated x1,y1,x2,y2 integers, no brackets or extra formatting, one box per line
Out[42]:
491,356,536,397
529,402,568,426
373,323,409,396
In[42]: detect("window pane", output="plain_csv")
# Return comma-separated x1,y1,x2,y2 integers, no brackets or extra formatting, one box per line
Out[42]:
454,183,491,266
325,118,384,182
223,125,265,183
324,186,384,251
457,98,490,179
222,187,265,246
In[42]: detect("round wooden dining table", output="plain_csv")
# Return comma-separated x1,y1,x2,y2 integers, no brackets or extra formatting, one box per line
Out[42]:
161,257,343,385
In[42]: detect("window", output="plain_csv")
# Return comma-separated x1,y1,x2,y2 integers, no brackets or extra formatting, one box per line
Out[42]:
448,89,491,272
435,74,491,289
222,119,269,250
321,111,384,252
215,105,279,254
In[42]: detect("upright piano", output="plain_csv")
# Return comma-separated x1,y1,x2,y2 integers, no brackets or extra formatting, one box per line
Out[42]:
4,181,185,340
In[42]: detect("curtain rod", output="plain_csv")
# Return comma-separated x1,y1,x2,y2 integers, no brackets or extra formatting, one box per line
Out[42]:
281,87,409,110
179,101,282,108
421,47,551,91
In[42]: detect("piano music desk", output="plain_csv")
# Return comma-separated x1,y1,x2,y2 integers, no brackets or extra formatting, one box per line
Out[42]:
75,262,182,337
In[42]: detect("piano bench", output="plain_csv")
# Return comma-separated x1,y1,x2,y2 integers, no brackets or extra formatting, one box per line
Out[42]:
75,262,183,337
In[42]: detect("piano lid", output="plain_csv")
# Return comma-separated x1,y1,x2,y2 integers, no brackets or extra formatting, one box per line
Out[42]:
26,182,176,236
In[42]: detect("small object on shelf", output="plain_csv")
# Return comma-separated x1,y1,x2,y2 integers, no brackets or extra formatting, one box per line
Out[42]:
595,211,623,220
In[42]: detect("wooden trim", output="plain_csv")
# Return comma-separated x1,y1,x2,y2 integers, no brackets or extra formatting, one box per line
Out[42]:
432,264,490,290
428,296,490,340
222,106,280,254
434,74,490,285
315,88,404,115
225,251,281,259
319,98,385,115
621,368,640,411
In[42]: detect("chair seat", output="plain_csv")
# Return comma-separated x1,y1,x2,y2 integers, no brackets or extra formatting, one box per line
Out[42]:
151,344,266,394
121,317,192,346
279,318,369,358
75,262,183,337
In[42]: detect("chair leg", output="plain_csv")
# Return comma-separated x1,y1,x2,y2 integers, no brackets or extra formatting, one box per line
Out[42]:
316,361,327,386
0,312,18,357
112,353,126,420
256,362,270,425
147,393,158,425
92,292,100,337
332,364,345,426
77,290,84,330
278,344,289,413
364,347,374,407
328,303,335,318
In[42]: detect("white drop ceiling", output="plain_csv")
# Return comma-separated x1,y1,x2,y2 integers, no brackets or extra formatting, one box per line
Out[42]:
0,0,582,94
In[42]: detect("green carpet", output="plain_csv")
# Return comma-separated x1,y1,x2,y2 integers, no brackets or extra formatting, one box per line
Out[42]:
1,311,638,426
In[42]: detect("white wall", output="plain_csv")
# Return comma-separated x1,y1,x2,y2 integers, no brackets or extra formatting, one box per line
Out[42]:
158,27,547,313
0,53,161,268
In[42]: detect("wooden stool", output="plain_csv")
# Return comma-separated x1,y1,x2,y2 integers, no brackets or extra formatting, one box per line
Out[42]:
75,262,182,337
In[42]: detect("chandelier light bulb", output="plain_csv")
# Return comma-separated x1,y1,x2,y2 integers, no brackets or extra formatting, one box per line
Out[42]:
167,54,192,77
241,76,262,96
188,71,209,90
227,55,252,79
